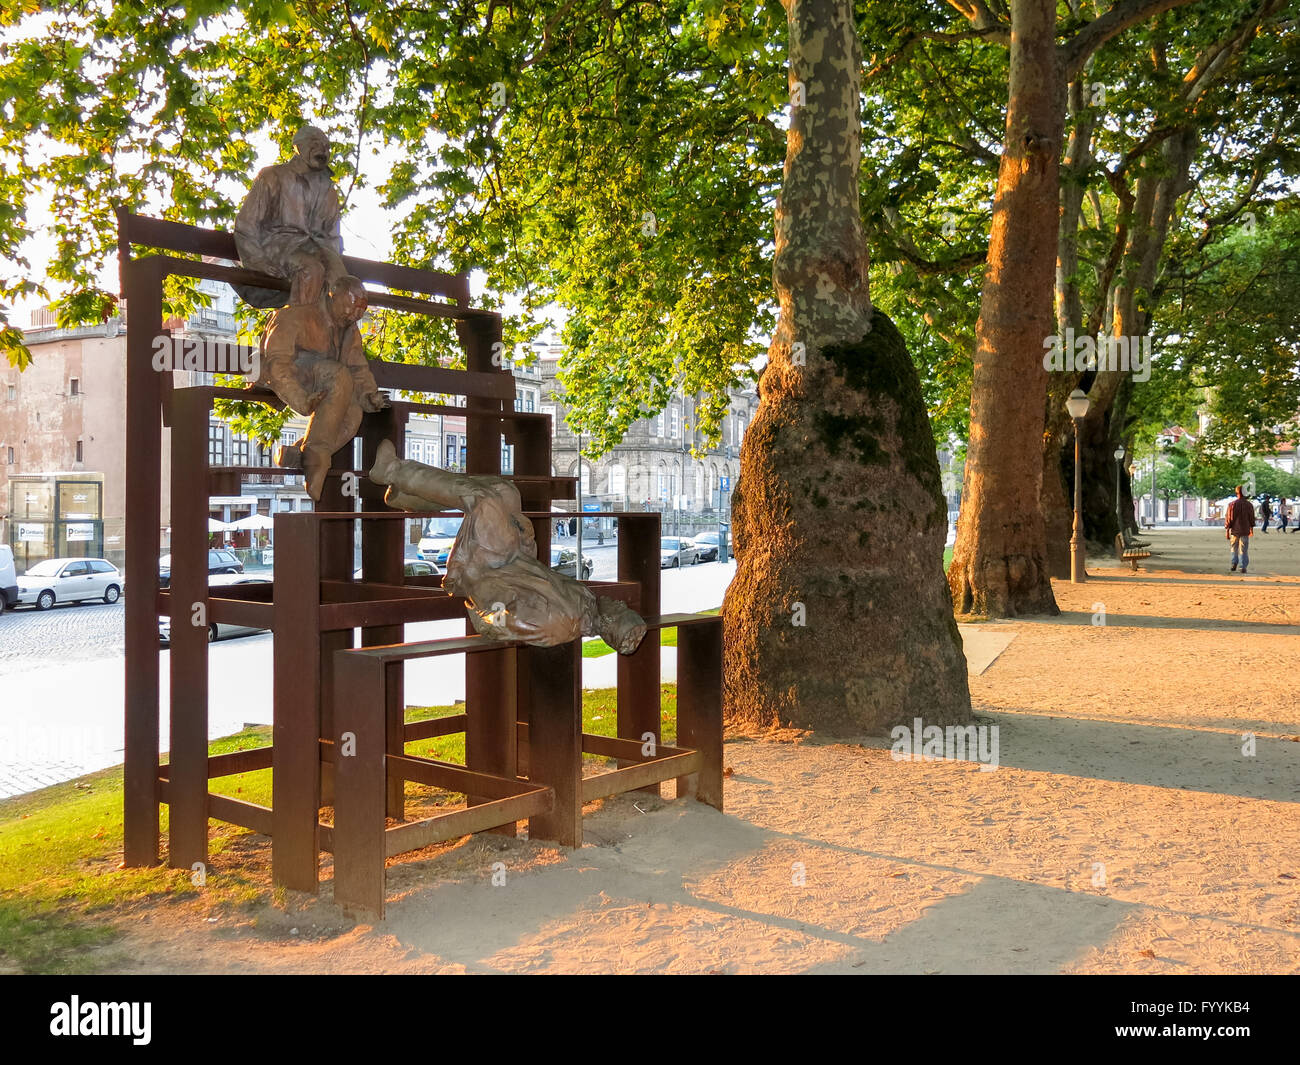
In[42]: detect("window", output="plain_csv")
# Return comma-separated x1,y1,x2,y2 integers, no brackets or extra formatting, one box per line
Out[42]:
75,440,83,463
501,441,514,474
657,463,668,500
208,424,226,466
6,385,14,401
737,415,746,443
406,437,423,461
445,434,459,468
670,405,679,439
65,561,89,577
579,463,592,495
69,378,80,396
231,435,250,466
5,447,12,465
608,464,626,496
655,411,665,437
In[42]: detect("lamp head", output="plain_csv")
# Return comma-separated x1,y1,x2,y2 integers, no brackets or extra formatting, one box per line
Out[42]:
1066,388,1090,419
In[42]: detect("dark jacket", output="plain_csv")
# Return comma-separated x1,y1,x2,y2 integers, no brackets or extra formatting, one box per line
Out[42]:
1226,497,1256,537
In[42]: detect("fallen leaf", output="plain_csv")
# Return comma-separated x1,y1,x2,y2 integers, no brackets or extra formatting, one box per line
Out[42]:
722,766,735,778
1137,949,1156,958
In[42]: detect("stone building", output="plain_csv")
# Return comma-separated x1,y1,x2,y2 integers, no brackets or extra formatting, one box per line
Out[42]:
530,344,757,537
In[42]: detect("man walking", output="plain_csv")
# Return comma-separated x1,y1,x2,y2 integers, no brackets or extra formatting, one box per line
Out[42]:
1279,497,1291,533
1226,485,1256,574
1260,496,1272,532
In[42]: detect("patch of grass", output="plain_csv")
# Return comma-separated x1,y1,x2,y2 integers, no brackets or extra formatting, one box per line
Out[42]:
0,687,681,973
943,547,954,571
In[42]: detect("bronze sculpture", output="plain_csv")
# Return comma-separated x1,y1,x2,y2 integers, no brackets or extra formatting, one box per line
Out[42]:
233,124,348,308
258,275,388,500
369,440,647,653
233,125,388,500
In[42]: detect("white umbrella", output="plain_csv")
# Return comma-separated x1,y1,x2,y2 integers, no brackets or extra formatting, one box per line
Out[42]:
208,517,234,532
231,513,276,531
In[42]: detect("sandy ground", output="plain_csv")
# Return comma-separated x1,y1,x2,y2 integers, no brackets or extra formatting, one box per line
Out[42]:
87,529,1300,973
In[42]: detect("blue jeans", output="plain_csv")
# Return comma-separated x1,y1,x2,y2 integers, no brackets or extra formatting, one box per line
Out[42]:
1231,534,1250,571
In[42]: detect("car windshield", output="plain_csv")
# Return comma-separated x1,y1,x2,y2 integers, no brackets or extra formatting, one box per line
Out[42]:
424,518,462,538
26,560,64,576
661,539,680,550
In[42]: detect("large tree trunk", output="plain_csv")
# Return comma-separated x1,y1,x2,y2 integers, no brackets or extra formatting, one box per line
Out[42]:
948,0,1062,617
722,0,970,734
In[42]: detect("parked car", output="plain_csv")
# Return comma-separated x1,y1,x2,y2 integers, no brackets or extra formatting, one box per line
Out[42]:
159,548,243,589
352,559,443,580
417,517,463,565
689,530,725,562
0,545,17,615
550,545,593,580
16,557,124,610
159,575,270,645
659,536,700,568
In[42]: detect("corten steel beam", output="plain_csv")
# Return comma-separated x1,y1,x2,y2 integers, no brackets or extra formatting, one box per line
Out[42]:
317,448,355,810
272,514,323,892
167,387,214,869
458,314,518,834
674,617,724,810
122,253,165,867
523,641,583,848
115,210,471,305
331,652,388,918
617,514,663,795
360,408,407,819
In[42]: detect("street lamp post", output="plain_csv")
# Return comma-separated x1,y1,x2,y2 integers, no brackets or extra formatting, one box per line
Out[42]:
1066,389,1091,583
1113,445,1125,532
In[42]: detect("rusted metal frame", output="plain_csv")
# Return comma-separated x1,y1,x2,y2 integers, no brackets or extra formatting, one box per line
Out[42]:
317,596,465,630
674,616,724,810
156,745,274,780
116,209,471,304
122,253,165,867
139,252,491,324
156,779,275,836
579,733,692,761
522,641,583,847
403,714,468,742
166,387,212,869
317,454,356,815
581,751,702,803
388,753,536,800
454,314,519,835
360,408,408,818
617,514,663,793
383,790,552,860
329,650,388,917
205,794,274,836
271,513,323,892
319,579,446,603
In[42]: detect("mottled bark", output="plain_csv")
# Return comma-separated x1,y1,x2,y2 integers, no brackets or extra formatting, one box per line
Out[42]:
722,0,970,734
948,0,1062,618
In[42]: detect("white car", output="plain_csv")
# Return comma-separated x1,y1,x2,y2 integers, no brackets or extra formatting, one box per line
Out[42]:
0,544,17,615
659,537,701,568
159,574,270,644
16,557,124,610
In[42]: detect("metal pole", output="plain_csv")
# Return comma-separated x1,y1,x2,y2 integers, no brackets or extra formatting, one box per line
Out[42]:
1070,417,1086,583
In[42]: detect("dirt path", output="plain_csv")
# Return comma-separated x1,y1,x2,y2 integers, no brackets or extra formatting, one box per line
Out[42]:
87,544,1300,974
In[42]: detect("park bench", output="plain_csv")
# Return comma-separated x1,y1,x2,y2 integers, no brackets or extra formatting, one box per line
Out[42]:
1114,533,1151,572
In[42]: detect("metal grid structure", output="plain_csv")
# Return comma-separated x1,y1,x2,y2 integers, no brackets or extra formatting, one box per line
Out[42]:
118,211,723,915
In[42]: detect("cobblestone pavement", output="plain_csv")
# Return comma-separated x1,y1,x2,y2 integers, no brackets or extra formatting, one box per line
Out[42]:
0,598,126,673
